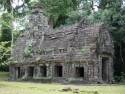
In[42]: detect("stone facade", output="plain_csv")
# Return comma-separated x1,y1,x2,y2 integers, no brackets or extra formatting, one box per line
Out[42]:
9,5,114,83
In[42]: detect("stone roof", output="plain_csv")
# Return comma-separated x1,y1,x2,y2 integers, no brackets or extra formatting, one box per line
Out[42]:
11,22,102,64
11,6,113,64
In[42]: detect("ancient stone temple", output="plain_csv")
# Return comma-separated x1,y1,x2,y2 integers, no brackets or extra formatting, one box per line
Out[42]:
9,5,114,83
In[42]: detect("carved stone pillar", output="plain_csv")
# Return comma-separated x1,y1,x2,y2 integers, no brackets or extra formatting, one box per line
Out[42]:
34,66,41,79
23,66,28,79
9,65,16,80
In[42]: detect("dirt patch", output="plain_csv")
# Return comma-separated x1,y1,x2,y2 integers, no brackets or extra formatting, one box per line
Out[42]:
59,87,99,94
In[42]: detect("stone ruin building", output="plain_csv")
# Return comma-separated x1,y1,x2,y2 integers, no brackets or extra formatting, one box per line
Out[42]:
9,5,114,83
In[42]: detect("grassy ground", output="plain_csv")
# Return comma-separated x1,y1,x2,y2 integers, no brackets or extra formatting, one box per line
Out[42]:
0,72,125,94
0,72,9,80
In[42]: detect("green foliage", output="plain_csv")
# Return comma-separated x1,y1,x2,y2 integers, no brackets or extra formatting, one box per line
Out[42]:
39,0,80,27
80,47,90,54
0,65,9,72
0,0,28,17
98,0,125,79
0,13,12,69
0,13,12,44
0,28,12,42
0,0,12,12
65,10,82,25
24,40,33,57
115,72,125,83
0,42,11,67
0,1,27,70
36,49,45,54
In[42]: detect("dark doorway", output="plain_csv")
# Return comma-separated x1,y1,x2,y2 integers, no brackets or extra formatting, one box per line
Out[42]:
17,67,21,78
40,66,47,77
76,67,84,77
54,65,63,77
102,57,109,81
28,67,34,78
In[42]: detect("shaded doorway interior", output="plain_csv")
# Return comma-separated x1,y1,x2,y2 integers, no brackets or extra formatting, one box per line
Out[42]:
75,67,84,77
54,65,63,77
40,66,47,77
17,67,21,78
102,57,109,81
28,66,34,78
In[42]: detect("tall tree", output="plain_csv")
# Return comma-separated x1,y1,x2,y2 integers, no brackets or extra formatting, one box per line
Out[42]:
39,0,80,27
99,0,125,80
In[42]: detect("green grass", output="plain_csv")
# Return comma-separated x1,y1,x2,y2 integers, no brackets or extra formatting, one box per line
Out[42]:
0,72,125,94
0,72,9,80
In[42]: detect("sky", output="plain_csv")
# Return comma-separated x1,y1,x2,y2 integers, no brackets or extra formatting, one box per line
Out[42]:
11,0,24,8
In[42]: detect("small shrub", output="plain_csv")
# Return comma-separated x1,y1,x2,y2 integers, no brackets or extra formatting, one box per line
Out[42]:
114,72,125,83
24,40,33,57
